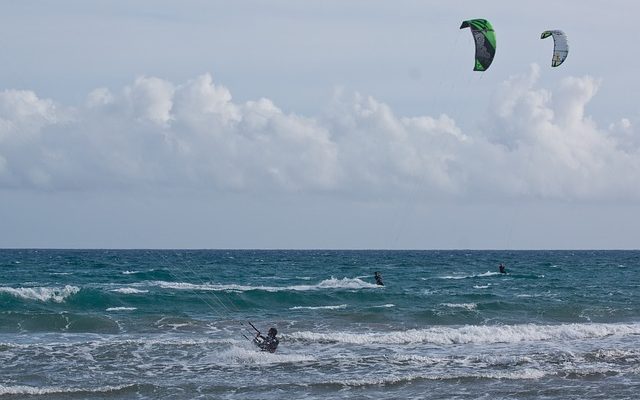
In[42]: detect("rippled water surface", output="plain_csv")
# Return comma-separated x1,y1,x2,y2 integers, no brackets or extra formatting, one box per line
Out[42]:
1,250,639,399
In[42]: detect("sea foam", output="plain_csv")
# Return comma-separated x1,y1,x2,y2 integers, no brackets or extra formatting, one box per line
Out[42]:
441,303,477,310
0,384,134,396
289,322,640,345
289,304,347,310
325,368,547,387
440,271,501,280
110,288,148,294
153,276,378,293
215,346,316,366
0,285,79,303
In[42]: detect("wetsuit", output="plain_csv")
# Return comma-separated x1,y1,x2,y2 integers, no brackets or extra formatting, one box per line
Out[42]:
254,334,279,353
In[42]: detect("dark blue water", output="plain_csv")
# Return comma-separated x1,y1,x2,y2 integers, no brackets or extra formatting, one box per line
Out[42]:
1,250,639,399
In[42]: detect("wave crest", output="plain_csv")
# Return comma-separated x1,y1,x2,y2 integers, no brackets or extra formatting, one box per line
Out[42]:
0,384,135,396
289,322,640,345
110,287,148,294
153,276,378,293
0,285,80,303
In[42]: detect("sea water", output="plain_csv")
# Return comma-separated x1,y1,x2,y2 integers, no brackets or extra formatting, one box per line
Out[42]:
1,250,639,399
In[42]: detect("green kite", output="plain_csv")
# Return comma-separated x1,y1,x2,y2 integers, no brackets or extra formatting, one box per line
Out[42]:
460,19,496,71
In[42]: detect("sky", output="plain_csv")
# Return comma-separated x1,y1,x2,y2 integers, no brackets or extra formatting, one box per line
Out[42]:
1,0,639,249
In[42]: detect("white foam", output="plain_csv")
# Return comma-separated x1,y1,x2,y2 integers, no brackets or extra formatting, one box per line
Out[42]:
517,292,556,298
392,354,440,363
316,277,378,290
588,348,640,363
373,304,395,308
474,368,547,380
477,271,501,278
290,304,347,310
290,322,640,346
0,285,80,303
440,271,501,280
0,384,133,396
106,307,137,312
214,345,315,365
327,368,546,387
14,336,235,351
473,284,491,289
153,276,378,293
110,288,148,294
441,303,477,310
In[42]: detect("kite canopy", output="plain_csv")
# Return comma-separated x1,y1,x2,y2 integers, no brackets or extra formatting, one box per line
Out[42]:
541,30,569,67
460,19,496,71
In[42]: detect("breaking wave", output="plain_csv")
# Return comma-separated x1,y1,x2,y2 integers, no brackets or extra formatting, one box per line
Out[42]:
152,277,378,293
110,287,148,294
0,285,80,303
0,384,136,396
441,303,477,310
289,322,640,345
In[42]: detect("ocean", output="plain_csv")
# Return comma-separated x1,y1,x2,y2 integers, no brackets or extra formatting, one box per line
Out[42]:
1,249,639,399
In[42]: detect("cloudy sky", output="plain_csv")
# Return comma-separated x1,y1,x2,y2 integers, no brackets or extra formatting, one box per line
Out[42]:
1,1,639,249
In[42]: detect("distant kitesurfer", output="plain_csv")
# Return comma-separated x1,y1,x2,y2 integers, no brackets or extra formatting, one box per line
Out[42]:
499,263,506,274
374,271,384,286
254,327,279,353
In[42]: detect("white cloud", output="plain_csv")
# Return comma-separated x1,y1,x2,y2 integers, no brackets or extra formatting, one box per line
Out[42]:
0,68,639,200
124,76,175,127
0,89,61,139
476,65,639,199
326,92,469,197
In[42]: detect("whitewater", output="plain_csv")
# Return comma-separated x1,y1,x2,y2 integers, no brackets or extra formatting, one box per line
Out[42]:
1,249,639,399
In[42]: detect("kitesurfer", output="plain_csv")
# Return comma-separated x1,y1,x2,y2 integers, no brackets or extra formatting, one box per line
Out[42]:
499,263,506,274
254,327,279,353
374,271,384,286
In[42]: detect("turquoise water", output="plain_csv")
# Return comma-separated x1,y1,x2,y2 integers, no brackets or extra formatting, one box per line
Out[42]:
1,250,639,399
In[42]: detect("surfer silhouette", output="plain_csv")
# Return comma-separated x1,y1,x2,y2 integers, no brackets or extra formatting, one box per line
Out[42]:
499,263,507,274
254,327,279,353
374,271,384,286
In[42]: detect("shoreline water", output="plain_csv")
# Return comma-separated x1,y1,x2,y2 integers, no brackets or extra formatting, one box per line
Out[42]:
1,249,638,399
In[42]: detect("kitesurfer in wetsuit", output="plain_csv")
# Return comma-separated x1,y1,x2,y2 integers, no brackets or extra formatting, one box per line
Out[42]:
499,263,507,274
374,271,384,286
254,327,279,353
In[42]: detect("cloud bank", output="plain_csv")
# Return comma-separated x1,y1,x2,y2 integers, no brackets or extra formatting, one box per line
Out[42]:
0,65,637,200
